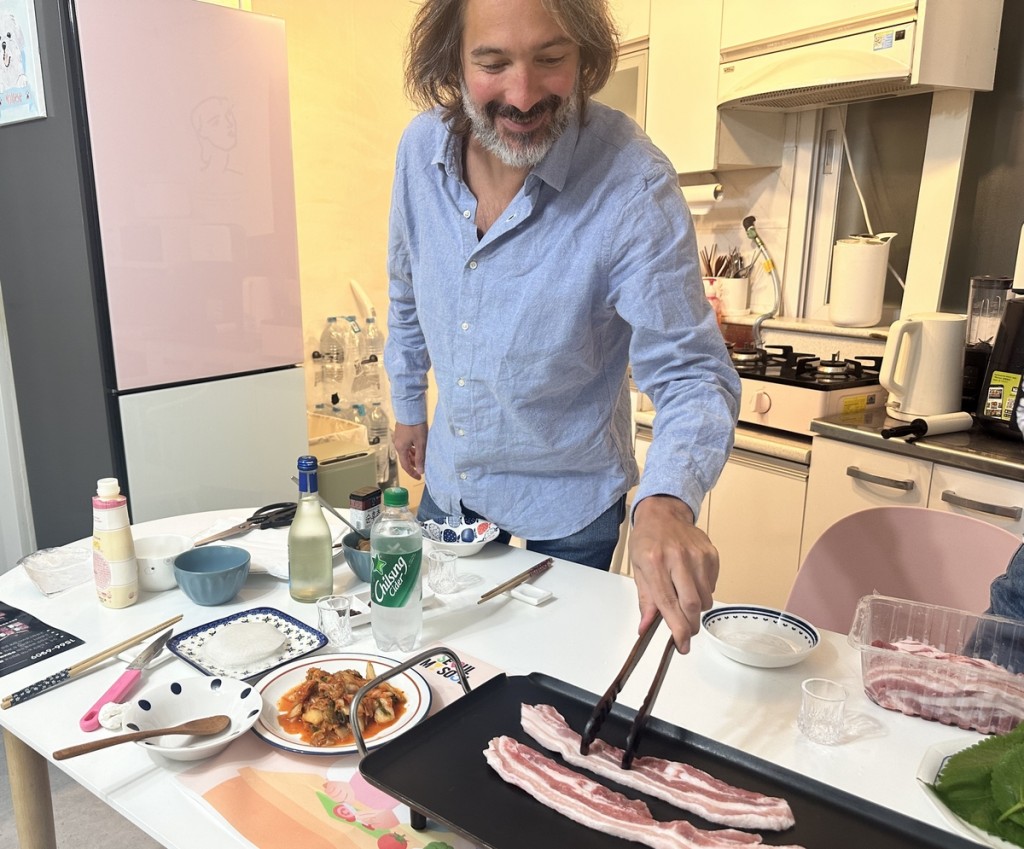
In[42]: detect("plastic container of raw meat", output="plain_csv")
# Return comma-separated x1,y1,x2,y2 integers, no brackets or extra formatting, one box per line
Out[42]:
847,594,1024,734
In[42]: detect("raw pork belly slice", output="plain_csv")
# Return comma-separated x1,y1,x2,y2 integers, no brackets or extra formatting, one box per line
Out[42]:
521,703,795,831
864,638,1024,734
484,736,802,849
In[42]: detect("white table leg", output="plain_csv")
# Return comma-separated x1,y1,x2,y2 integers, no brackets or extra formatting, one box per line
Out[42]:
4,728,56,849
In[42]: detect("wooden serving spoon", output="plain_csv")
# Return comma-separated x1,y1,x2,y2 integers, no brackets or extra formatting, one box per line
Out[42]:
53,714,231,760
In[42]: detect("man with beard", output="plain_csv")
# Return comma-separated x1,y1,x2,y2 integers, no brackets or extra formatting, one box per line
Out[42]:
385,0,740,653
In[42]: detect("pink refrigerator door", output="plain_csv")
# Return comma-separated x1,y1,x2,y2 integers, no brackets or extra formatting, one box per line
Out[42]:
75,0,303,390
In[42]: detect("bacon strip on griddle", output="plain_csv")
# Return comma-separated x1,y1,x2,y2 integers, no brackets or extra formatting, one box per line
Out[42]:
521,703,795,832
485,736,808,849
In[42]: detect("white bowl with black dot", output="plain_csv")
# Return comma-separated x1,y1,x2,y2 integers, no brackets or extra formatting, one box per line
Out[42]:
121,676,263,761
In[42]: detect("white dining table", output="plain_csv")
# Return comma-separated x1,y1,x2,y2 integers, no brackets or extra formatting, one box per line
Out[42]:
0,509,985,849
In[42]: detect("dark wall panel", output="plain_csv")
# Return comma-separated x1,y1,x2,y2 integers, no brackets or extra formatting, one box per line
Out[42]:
0,0,119,546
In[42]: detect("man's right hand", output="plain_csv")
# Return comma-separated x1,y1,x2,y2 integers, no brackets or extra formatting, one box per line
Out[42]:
393,421,428,480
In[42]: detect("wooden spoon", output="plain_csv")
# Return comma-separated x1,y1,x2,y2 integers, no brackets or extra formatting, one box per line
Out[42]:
53,714,231,760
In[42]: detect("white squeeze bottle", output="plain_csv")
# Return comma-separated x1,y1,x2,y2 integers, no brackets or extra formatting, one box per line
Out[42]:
91,478,138,608
371,487,423,652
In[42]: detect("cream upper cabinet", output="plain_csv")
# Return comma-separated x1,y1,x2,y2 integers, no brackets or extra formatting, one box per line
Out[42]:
611,0,650,44
645,0,783,174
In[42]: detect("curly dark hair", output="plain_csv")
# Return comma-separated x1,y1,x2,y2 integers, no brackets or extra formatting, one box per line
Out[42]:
404,0,620,135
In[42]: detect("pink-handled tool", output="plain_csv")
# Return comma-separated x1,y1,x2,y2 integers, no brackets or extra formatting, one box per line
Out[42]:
79,628,173,732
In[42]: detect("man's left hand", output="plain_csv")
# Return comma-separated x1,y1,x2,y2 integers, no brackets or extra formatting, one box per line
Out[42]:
628,495,719,654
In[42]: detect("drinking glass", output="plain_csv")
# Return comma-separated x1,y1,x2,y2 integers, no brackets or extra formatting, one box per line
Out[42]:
427,549,459,594
316,595,354,647
797,677,846,744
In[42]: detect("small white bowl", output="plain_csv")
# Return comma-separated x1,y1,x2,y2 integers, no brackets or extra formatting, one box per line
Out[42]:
701,605,819,668
134,533,195,592
421,518,500,556
121,676,262,761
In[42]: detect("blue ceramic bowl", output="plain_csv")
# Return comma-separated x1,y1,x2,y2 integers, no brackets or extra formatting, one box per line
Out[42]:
341,531,372,583
173,545,250,606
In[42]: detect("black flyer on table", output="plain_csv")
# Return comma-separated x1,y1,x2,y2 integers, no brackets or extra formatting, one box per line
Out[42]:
0,601,83,677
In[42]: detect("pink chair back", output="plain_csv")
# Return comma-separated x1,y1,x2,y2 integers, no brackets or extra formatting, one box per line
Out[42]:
786,506,1022,634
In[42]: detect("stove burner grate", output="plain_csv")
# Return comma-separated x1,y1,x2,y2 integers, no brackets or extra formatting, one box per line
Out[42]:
732,346,883,389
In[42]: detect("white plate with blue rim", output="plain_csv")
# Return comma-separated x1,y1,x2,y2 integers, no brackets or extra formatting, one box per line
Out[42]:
701,605,819,668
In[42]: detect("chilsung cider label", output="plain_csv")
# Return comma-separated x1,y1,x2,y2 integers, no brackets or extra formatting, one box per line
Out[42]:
371,550,422,608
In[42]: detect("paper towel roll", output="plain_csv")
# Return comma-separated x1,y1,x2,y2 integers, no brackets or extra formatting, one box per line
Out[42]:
828,238,890,327
681,183,723,216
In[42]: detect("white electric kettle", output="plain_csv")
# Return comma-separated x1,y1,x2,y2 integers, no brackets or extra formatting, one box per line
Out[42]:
879,312,967,421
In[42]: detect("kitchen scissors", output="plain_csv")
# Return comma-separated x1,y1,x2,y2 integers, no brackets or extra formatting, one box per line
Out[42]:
193,502,297,547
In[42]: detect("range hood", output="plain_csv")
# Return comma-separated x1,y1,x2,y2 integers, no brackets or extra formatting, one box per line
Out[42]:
718,0,1004,112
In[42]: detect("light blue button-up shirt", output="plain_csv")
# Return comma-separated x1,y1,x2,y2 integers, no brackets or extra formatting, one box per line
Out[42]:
386,102,740,539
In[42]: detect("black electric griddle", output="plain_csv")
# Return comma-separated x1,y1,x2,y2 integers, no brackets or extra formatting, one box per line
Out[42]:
359,673,980,849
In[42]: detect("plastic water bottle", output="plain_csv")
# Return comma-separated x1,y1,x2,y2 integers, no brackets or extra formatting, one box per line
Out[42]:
371,487,422,652
319,317,347,406
288,456,333,603
367,402,392,486
362,316,384,400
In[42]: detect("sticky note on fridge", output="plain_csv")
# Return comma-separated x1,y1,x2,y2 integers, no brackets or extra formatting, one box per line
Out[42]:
510,584,552,606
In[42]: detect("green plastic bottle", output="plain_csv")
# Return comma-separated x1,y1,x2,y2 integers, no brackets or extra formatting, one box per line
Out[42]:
370,487,422,651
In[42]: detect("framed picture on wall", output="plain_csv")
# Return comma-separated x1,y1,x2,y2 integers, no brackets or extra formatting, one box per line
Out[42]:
1,0,47,126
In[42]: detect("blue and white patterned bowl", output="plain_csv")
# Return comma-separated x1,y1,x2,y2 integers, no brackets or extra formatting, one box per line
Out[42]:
121,675,263,761
421,517,500,556
701,605,819,668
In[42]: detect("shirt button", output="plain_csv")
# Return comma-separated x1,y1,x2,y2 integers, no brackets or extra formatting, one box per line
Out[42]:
463,210,471,218
469,260,478,270
457,378,466,387
459,472,468,480
461,321,470,331
457,428,465,436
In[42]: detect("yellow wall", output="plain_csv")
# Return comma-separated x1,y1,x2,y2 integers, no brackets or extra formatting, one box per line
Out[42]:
253,1,418,394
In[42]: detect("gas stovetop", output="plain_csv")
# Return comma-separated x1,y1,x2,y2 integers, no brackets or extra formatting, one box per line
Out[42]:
731,345,883,391
731,345,888,436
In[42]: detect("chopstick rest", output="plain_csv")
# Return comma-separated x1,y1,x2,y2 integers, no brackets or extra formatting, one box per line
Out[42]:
509,584,552,606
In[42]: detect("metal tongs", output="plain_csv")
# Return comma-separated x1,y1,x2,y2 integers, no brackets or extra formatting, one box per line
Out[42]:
579,613,675,769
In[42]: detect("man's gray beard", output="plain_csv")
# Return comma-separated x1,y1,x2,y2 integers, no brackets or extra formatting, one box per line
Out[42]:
460,80,578,169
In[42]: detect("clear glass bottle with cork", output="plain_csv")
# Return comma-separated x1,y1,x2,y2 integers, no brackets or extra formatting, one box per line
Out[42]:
91,477,138,608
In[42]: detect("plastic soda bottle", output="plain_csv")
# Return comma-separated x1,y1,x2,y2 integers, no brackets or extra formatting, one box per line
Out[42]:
91,478,138,608
319,316,347,406
370,487,422,652
288,455,333,602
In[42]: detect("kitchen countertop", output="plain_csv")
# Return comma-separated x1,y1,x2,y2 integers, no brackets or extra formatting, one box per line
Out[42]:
812,408,1024,481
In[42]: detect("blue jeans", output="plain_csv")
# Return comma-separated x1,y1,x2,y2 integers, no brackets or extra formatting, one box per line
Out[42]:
416,486,625,572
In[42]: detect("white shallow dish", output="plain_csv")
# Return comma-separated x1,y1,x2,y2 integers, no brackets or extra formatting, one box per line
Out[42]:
252,652,432,755
701,605,819,668
167,607,327,679
122,676,263,761
917,738,1018,849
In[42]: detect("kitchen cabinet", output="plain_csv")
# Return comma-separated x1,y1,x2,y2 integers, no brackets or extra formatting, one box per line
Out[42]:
631,423,805,607
610,0,649,43
706,449,808,608
645,0,784,174
801,437,1024,563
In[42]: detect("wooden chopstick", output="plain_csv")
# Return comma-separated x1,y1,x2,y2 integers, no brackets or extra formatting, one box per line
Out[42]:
1,614,183,710
477,558,553,605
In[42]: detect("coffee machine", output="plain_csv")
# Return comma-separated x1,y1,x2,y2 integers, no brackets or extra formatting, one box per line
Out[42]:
975,296,1024,439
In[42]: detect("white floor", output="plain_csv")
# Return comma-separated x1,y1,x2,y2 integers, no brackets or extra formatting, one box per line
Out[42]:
0,733,161,849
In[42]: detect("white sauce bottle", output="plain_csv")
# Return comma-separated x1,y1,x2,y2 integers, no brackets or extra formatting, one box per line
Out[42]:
92,477,138,608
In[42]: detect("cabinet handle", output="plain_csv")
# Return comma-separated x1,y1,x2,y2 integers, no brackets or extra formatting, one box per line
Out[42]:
845,465,915,491
940,490,1023,521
